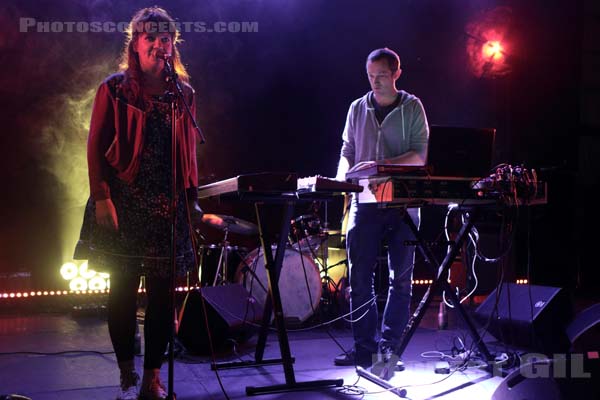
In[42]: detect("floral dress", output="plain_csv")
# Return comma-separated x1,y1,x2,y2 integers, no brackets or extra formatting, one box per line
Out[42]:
79,92,194,278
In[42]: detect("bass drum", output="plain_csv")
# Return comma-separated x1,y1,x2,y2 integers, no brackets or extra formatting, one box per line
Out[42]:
235,246,321,323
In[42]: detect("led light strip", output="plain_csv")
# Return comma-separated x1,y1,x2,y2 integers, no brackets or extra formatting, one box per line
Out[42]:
0,287,196,300
1,280,530,300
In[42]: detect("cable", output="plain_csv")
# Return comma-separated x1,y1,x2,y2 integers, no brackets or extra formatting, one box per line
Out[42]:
205,293,378,332
183,198,230,400
295,232,366,363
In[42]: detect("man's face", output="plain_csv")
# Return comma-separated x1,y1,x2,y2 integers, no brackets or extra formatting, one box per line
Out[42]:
134,32,173,74
367,59,400,97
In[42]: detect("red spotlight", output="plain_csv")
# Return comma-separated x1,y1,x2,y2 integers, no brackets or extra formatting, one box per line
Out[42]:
483,40,504,61
465,6,512,78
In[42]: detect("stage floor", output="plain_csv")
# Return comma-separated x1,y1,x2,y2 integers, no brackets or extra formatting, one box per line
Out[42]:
0,296,589,400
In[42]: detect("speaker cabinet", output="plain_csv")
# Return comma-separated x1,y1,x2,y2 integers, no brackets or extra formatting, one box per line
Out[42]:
491,361,562,400
475,283,572,353
566,303,600,352
177,284,263,354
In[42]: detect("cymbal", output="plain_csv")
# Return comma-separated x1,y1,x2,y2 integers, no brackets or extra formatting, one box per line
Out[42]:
202,213,258,235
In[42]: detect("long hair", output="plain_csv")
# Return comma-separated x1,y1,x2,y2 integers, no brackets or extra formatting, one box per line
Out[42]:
119,7,190,106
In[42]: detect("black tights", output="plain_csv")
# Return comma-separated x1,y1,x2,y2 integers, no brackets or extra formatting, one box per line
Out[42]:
108,269,171,370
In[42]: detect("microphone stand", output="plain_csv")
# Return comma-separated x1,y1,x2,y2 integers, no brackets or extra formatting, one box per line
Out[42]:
162,55,205,400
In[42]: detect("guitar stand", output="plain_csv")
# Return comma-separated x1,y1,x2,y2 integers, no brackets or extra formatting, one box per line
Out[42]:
357,206,496,389
212,197,343,395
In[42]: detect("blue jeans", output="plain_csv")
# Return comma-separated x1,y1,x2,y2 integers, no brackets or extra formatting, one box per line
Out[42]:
347,201,419,358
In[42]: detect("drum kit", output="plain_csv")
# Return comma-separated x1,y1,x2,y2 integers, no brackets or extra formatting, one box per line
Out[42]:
198,212,346,323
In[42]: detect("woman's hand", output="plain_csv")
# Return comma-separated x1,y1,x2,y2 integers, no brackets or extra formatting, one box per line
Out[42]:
189,201,206,227
200,213,224,228
95,199,119,231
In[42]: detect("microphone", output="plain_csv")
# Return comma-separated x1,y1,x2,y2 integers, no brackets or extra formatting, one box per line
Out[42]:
155,49,172,61
157,51,176,78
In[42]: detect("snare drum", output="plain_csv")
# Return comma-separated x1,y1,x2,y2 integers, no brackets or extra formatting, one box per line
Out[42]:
235,245,322,323
289,214,324,252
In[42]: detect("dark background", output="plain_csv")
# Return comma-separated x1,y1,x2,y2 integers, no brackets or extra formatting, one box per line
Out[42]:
0,0,597,293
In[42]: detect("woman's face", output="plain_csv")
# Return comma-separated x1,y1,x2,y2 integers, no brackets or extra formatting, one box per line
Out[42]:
133,31,173,76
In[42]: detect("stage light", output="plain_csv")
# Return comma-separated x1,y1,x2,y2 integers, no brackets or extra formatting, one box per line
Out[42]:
78,261,96,279
88,276,107,291
59,260,110,293
69,277,87,291
483,40,504,61
60,262,78,280
465,6,512,78
0,261,189,302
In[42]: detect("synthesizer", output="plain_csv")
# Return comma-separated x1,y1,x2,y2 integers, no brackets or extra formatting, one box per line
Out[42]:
345,163,429,179
354,175,547,206
197,173,362,200
197,172,298,199
297,175,363,193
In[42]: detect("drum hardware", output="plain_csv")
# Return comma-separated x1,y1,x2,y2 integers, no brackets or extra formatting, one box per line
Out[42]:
196,242,251,286
288,208,352,322
236,255,268,294
289,214,324,251
235,245,322,323
197,214,257,285
202,213,259,236
212,229,231,286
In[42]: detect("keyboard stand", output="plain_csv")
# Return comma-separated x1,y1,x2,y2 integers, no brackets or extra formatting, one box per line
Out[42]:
357,206,495,387
212,194,343,395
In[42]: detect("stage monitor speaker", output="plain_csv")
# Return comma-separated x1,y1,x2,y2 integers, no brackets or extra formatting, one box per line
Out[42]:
475,283,572,354
566,302,600,352
177,284,263,355
491,361,562,400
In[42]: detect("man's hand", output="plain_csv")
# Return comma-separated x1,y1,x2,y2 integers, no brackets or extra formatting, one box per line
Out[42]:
95,199,118,231
347,160,377,173
335,156,351,181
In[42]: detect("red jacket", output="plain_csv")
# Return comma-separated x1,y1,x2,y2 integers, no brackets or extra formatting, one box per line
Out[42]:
87,73,198,200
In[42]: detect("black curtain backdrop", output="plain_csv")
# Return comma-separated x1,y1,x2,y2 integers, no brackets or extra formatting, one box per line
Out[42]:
0,0,587,290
